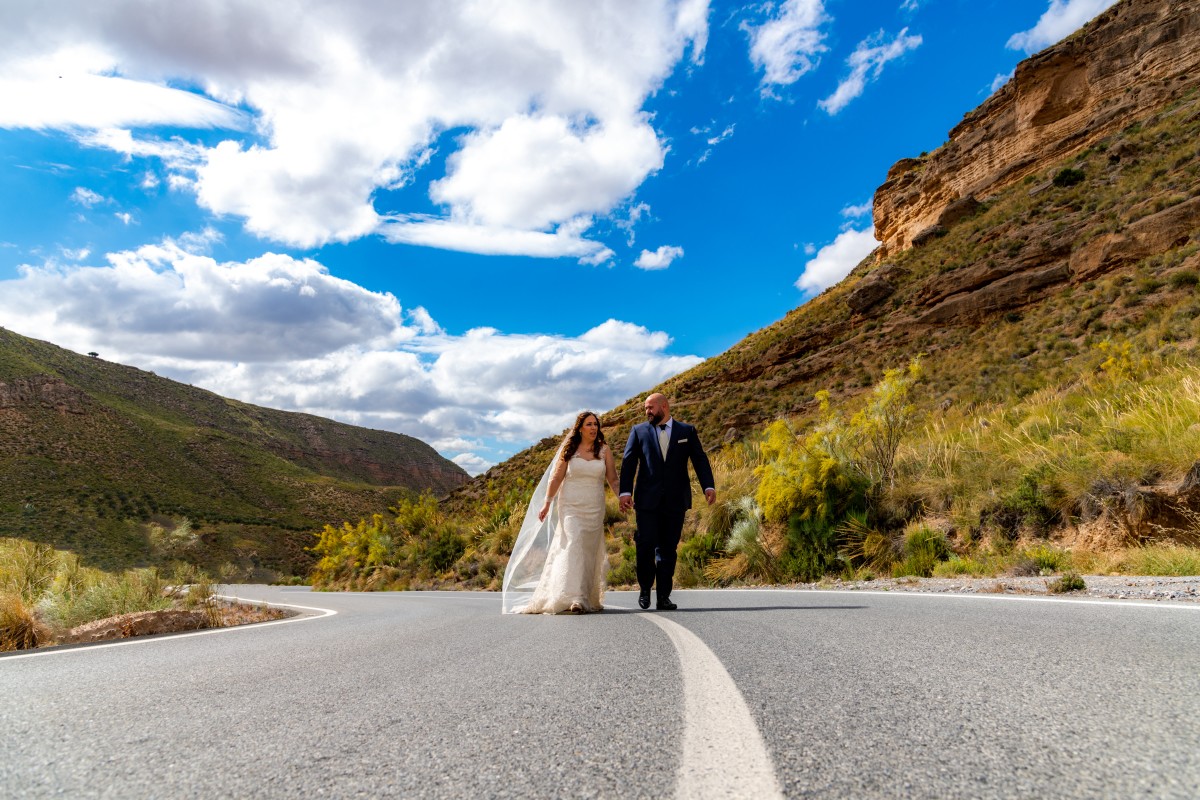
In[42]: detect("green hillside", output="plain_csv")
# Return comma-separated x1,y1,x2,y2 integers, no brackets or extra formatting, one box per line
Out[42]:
0,328,467,577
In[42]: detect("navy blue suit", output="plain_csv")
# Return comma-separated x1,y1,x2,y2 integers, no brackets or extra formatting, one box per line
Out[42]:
620,419,714,601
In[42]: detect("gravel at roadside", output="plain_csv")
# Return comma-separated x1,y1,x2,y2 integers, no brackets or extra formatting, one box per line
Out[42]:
781,575,1200,603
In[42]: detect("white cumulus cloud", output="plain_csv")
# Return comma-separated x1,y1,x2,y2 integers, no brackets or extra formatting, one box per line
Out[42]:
71,187,107,207
0,55,246,131
819,28,923,115
431,114,665,233
744,0,829,91
1007,0,1120,54
380,215,614,262
990,70,1015,94
0,1,710,259
795,226,878,293
635,245,684,270
0,238,702,466
841,200,872,218
451,453,493,476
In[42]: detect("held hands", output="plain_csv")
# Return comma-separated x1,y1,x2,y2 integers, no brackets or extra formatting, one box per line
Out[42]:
616,493,711,509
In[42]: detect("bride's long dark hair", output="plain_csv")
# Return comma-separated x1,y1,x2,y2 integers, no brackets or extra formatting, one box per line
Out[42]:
561,411,605,462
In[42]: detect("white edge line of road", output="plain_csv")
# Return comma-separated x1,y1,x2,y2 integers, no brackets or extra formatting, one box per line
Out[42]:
0,596,338,662
706,587,1200,611
280,586,1200,611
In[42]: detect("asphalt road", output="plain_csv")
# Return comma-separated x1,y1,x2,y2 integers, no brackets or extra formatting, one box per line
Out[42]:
2,587,1199,799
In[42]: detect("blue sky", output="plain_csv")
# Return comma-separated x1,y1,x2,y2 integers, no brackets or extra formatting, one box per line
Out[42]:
0,0,1118,473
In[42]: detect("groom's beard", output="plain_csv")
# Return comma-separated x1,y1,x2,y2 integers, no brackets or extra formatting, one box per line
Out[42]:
647,411,665,425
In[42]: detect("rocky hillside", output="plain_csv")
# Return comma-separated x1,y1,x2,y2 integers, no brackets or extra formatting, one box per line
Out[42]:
0,327,467,573
449,0,1200,509
875,0,1200,257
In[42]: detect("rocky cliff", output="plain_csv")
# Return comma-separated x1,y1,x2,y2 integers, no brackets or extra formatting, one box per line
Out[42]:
874,0,1200,257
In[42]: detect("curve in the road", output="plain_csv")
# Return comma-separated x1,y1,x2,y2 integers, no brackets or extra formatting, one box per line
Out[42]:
0,596,337,662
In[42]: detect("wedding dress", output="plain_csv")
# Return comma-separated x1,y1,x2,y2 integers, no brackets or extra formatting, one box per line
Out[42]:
502,452,608,614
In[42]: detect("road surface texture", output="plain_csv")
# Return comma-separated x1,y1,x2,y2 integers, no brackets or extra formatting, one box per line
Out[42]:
3,587,1198,798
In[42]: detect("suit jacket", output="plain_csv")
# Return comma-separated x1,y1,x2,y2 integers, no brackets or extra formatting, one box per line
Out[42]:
619,419,714,512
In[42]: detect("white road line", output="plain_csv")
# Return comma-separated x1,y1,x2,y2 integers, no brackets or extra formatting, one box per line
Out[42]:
310,590,492,599
0,597,337,662
626,607,784,800
721,587,1200,611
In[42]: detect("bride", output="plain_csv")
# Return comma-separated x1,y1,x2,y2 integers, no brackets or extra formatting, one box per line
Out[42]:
502,411,619,614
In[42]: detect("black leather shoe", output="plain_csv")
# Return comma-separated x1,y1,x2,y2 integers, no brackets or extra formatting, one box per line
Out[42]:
638,592,650,609
656,599,677,611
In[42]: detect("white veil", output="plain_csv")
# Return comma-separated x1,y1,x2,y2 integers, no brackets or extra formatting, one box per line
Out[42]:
501,447,562,614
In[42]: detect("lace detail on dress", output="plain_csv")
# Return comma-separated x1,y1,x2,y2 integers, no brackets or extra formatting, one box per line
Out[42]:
520,455,608,614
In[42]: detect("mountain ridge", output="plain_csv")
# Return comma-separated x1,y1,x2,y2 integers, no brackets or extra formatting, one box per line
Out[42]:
0,326,467,574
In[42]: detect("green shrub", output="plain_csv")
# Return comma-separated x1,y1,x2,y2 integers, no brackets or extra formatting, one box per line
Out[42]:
422,528,466,573
58,569,173,629
704,497,779,584
1168,270,1199,289
892,526,950,577
780,512,840,582
755,416,869,527
724,498,775,578
837,512,897,572
1048,571,1086,593
982,471,1061,537
1053,167,1086,187
147,518,197,559
933,556,992,577
678,494,741,583
1023,544,1071,574
606,544,637,587
678,531,721,577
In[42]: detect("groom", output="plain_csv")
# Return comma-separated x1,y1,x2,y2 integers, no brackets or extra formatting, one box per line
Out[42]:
619,392,715,610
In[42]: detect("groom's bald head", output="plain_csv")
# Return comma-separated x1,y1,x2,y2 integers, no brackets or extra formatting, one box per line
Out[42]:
644,393,670,424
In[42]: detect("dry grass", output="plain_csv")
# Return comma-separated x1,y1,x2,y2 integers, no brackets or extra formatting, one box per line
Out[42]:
0,540,59,604
213,601,290,627
0,592,50,651
0,537,236,650
897,359,1200,537
1120,545,1200,575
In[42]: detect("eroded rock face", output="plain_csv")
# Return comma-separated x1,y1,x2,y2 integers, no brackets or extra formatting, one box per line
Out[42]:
874,0,1200,257
846,263,909,315
1069,196,1200,280
918,263,1072,324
